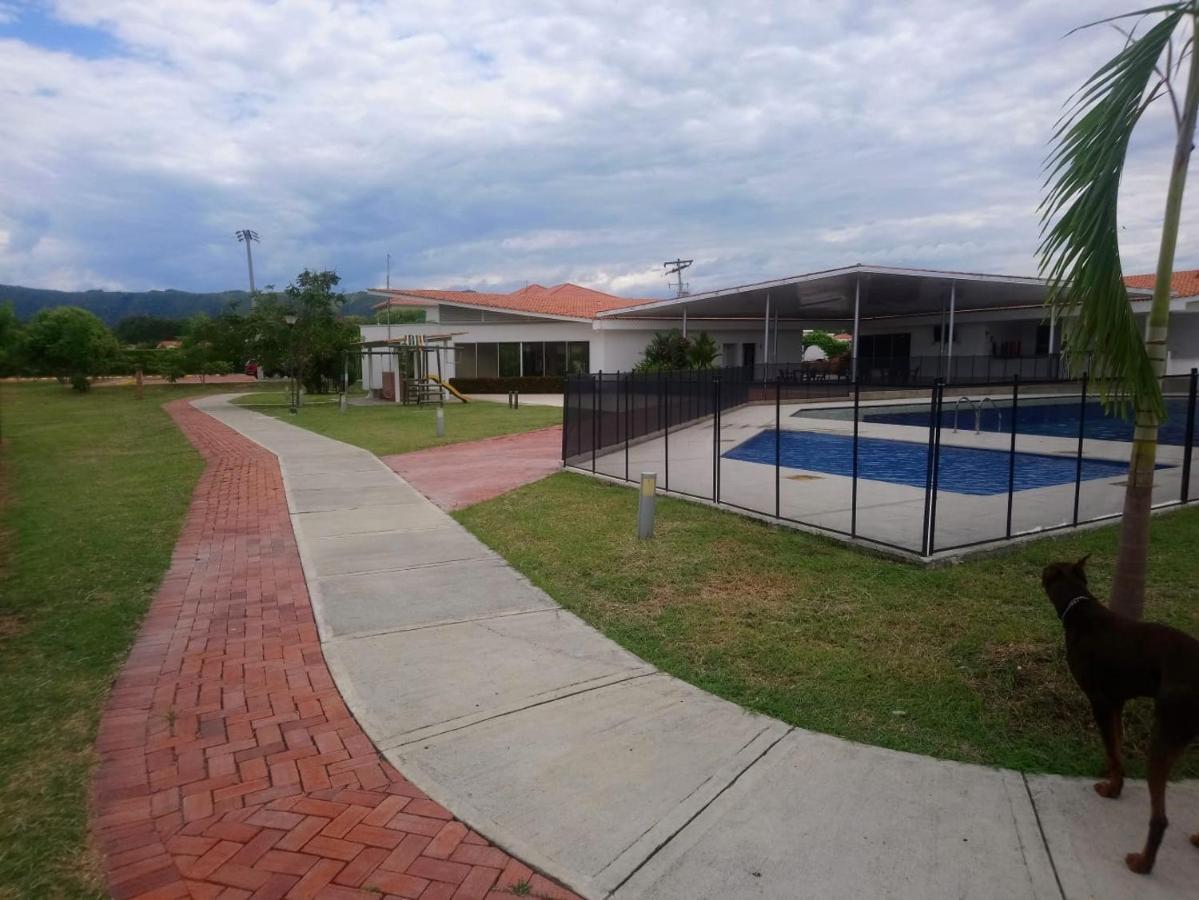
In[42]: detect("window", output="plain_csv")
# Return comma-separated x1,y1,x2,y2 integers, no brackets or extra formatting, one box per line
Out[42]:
1035,324,1051,355
455,343,477,378
544,342,567,376
567,341,590,373
857,333,911,360
522,342,544,376
476,343,499,378
498,342,521,377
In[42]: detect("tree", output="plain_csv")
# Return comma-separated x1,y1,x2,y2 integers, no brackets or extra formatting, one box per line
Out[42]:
246,271,359,393
1039,3,1199,619
22,306,121,390
0,302,21,376
635,329,692,372
114,315,185,347
804,329,850,359
373,307,426,325
687,331,720,368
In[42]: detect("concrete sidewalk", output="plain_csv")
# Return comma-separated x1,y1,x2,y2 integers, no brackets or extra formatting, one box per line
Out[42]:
195,395,1199,900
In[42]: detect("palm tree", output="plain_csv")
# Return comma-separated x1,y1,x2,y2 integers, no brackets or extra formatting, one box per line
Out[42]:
687,331,720,369
1040,3,1199,619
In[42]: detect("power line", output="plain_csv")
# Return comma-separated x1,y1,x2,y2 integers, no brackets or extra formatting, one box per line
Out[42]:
663,258,692,298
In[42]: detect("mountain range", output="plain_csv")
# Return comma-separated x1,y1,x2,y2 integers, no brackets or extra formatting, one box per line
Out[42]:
0,284,381,324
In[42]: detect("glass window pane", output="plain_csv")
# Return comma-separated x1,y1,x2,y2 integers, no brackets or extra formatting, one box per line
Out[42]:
476,343,499,378
567,341,590,373
545,342,567,376
522,342,545,376
499,342,521,377
455,343,477,378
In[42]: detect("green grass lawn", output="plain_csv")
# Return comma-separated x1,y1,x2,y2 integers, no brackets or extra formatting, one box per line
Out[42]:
0,382,243,898
456,472,1199,779
232,391,561,456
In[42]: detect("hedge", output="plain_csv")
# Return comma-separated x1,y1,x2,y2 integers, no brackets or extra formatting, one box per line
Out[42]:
449,376,565,394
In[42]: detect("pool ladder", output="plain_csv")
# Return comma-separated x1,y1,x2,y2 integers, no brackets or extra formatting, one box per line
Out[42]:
953,396,1003,434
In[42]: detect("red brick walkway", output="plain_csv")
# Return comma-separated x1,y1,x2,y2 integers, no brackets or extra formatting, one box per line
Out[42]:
91,399,579,900
381,427,562,511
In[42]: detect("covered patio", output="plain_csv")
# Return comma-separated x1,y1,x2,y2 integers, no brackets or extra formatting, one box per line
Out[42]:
597,264,1154,385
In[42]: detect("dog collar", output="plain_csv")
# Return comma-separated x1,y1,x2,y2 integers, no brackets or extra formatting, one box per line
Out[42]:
1059,595,1088,623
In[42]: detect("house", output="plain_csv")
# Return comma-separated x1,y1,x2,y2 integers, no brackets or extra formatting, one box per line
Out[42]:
359,264,1199,389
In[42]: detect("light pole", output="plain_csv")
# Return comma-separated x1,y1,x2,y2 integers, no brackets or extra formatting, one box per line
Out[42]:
235,230,260,308
284,313,298,414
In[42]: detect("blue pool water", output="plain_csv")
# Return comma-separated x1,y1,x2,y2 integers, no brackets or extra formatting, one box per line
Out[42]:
859,398,1194,445
724,430,1143,495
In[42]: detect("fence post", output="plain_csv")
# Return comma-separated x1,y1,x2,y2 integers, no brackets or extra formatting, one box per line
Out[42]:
664,373,671,492
561,376,571,462
920,380,942,556
775,375,781,519
713,375,722,502
927,382,945,555
624,372,631,482
591,375,598,474
851,378,860,537
1005,374,1019,538
1072,373,1089,525
1182,368,1197,503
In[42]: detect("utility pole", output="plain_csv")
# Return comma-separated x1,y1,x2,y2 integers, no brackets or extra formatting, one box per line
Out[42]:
235,229,260,308
663,258,693,298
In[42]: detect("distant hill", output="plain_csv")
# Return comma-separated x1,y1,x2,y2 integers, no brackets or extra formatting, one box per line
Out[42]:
0,284,381,324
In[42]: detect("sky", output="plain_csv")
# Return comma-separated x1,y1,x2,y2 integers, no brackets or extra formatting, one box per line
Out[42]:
1,1,1196,299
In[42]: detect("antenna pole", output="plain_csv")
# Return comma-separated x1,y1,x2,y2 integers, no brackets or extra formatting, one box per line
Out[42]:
663,258,693,298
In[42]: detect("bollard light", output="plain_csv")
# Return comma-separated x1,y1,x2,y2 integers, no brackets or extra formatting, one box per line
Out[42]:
637,472,657,539
436,406,446,437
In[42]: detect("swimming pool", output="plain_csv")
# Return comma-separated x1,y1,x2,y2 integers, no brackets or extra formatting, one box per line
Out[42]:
723,430,1147,495
801,398,1195,445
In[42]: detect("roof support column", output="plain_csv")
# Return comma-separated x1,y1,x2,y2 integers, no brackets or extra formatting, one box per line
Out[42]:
946,281,957,381
1048,307,1057,354
682,306,688,338
851,275,861,381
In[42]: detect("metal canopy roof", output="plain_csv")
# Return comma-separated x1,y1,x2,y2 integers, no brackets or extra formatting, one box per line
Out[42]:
597,264,1154,322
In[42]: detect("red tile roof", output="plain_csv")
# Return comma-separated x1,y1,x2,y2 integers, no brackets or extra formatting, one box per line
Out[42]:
373,283,651,320
1123,269,1199,297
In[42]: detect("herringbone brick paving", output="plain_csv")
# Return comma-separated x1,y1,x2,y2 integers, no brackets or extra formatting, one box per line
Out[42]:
91,398,579,900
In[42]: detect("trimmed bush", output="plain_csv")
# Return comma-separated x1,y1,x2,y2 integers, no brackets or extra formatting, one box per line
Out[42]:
450,376,565,394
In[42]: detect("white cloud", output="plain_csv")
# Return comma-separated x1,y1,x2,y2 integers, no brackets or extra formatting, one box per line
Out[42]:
0,0,1194,297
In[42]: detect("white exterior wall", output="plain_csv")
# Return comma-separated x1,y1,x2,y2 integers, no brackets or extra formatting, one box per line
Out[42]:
593,319,807,371
1168,311,1199,374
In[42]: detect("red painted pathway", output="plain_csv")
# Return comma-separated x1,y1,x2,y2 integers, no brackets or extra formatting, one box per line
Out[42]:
382,427,562,511
91,400,579,900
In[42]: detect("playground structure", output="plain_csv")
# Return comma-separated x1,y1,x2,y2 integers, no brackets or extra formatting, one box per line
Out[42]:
352,335,469,406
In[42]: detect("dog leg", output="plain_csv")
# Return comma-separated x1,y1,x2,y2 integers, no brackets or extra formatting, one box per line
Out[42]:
1125,738,1181,874
1090,698,1125,799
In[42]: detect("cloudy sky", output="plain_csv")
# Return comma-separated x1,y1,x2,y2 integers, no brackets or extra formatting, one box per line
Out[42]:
1,1,1196,299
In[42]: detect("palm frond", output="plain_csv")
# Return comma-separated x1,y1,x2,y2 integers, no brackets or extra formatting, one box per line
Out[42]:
1039,5,1189,417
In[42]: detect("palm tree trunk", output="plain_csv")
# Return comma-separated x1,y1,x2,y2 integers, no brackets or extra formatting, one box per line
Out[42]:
1111,20,1199,619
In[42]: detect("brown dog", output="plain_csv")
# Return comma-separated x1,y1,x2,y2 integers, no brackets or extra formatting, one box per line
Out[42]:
1042,556,1199,874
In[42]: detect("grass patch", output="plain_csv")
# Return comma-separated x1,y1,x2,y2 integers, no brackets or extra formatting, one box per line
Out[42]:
0,382,244,898
232,392,561,456
455,472,1199,778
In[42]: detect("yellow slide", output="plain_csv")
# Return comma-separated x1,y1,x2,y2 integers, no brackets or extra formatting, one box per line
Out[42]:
427,374,469,403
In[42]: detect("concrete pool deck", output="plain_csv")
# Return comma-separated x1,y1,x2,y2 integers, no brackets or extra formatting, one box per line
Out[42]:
574,396,1194,559
187,393,1199,899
